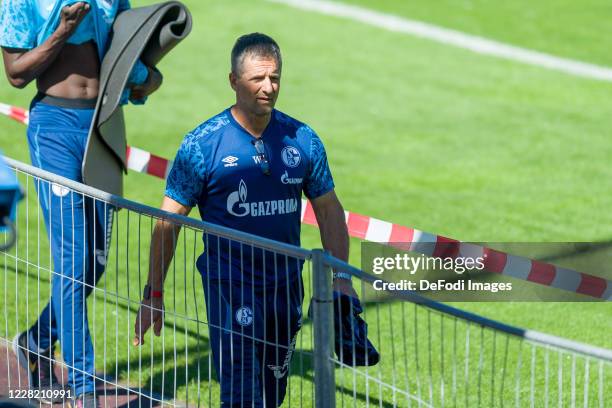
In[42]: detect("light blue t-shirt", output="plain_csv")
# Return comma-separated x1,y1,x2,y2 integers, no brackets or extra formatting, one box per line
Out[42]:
0,0,148,103
166,108,335,287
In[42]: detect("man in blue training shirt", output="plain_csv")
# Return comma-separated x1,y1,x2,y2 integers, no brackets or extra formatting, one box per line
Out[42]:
0,0,162,406
134,33,357,407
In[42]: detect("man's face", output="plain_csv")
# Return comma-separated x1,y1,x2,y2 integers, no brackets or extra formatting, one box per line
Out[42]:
230,54,281,116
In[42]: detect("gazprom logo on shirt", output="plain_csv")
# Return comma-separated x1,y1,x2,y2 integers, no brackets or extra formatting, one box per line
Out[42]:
227,179,298,217
281,171,302,185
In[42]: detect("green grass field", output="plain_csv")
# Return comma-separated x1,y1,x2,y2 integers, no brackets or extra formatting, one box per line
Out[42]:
1,0,611,405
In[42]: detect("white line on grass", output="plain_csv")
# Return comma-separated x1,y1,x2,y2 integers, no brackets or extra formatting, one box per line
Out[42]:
267,0,612,82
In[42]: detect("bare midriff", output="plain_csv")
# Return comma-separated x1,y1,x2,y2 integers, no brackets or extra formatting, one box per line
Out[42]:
37,41,100,99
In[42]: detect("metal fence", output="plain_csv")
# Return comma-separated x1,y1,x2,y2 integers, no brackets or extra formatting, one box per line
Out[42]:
324,255,612,407
1,158,317,407
0,157,611,407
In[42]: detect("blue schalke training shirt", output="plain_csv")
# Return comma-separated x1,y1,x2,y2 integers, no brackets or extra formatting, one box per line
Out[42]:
166,108,335,287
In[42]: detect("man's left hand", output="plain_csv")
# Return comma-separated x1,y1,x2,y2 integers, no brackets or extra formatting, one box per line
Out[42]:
333,278,358,299
130,66,163,100
133,297,164,346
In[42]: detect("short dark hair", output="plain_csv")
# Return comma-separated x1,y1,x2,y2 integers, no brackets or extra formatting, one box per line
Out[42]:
231,33,282,75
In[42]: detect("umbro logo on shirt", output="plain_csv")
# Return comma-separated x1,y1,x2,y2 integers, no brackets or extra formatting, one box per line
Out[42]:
222,156,239,167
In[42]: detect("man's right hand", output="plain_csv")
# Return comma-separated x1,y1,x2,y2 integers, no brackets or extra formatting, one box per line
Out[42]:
56,2,90,40
133,297,164,346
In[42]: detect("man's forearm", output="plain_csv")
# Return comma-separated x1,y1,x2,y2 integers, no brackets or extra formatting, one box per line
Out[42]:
319,206,349,262
147,220,182,292
3,31,71,88
311,192,357,297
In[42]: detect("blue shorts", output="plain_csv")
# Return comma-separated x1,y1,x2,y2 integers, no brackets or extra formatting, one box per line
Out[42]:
203,277,304,407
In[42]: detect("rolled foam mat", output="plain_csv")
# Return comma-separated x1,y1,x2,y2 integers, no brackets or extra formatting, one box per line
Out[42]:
83,1,192,195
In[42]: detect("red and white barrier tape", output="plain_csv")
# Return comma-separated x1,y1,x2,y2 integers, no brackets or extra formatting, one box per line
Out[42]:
0,103,28,126
0,104,174,179
126,145,174,179
301,204,611,300
2,102,610,300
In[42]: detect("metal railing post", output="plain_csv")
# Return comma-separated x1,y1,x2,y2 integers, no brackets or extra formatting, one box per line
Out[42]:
312,249,335,408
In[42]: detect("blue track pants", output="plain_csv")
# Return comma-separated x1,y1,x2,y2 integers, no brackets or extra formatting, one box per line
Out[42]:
25,99,112,396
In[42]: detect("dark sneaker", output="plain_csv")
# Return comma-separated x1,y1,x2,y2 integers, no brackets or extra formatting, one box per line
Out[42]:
12,331,65,404
73,392,100,408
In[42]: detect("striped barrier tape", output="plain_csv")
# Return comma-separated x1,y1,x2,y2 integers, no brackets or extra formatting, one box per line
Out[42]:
2,102,610,300
301,203,612,300
0,103,173,179
0,103,28,125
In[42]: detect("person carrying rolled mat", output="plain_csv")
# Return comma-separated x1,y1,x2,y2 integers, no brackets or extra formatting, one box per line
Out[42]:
0,1,162,406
